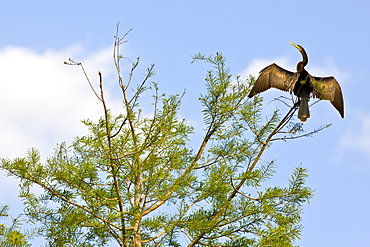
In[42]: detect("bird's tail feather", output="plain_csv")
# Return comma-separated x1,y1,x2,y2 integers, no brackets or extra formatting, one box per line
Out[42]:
298,93,310,122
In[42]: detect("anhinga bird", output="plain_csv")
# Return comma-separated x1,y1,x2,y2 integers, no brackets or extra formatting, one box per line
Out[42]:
248,41,344,122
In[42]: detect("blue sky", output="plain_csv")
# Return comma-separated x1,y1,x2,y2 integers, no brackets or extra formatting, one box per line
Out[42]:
1,1,369,246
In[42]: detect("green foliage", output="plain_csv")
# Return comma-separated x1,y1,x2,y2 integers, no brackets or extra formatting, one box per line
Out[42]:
1,37,318,246
0,205,31,247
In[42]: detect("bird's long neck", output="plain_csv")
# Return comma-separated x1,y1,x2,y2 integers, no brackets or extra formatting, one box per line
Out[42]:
297,46,308,71
300,47,308,67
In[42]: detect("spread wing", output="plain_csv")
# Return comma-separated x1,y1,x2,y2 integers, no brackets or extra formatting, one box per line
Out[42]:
310,75,344,118
248,63,296,97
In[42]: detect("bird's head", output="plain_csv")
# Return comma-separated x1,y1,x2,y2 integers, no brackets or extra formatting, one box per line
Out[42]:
289,41,303,51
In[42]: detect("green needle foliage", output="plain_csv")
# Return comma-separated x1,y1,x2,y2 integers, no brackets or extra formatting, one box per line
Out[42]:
1,31,323,246
0,205,31,247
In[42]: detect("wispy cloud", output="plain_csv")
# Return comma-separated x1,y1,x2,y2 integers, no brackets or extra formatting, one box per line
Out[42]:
339,109,370,156
239,57,293,78
309,58,350,83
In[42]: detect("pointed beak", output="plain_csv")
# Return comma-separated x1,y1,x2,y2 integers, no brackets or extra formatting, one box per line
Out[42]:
289,41,299,49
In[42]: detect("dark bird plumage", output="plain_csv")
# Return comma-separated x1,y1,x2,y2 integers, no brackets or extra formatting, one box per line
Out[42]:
248,41,344,122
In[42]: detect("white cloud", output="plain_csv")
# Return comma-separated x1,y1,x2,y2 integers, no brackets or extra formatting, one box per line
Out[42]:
309,58,350,83
239,57,293,78
0,45,122,159
0,45,128,225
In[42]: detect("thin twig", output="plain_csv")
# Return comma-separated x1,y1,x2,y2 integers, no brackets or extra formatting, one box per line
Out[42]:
64,58,102,101
229,176,258,201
